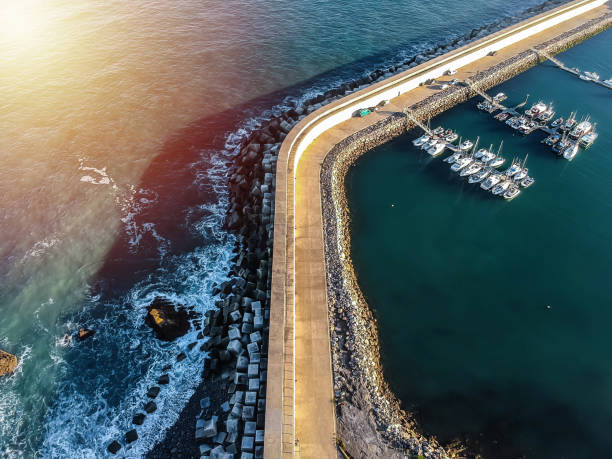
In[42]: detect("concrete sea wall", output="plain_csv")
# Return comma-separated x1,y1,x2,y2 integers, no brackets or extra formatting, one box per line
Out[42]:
320,12,612,458
105,1,610,457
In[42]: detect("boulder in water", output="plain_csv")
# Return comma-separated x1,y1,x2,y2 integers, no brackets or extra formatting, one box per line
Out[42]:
0,350,18,377
144,297,191,341
77,328,95,341
107,440,121,454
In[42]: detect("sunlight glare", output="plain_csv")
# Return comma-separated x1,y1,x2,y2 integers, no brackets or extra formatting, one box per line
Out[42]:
1,1,46,46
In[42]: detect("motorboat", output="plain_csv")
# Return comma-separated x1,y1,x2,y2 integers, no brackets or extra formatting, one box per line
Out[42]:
493,92,507,102
423,138,438,150
570,119,593,139
537,106,555,123
521,176,535,188
412,134,430,147
480,150,496,163
468,167,491,183
551,117,564,128
481,174,503,190
514,168,528,181
542,134,559,146
492,180,511,195
560,113,576,131
489,156,505,168
427,143,446,157
460,162,482,177
474,148,489,160
602,78,612,89
504,185,521,201
502,160,522,177
495,112,510,122
518,120,538,135
445,131,459,143
579,71,600,81
433,126,444,135
451,157,472,172
563,142,579,161
459,139,474,151
526,101,547,118
444,151,462,163
580,132,598,147
553,134,570,155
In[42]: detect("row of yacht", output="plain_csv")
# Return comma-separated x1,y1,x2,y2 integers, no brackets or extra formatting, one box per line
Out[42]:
482,93,598,162
412,126,459,157
542,114,597,161
576,69,612,89
443,139,533,200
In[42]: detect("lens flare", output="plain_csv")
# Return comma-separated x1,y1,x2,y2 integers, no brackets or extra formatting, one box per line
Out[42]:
1,1,45,47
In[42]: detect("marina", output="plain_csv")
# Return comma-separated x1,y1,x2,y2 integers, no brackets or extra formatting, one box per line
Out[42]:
472,88,599,162
347,25,612,458
413,124,534,201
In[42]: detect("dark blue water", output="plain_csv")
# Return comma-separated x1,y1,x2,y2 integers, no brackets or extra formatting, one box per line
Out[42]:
0,0,576,456
347,28,612,458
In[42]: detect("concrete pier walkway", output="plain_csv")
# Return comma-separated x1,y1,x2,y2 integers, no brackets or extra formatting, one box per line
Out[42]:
264,1,611,457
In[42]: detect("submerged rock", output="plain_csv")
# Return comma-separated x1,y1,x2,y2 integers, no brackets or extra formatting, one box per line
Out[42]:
0,350,18,377
107,440,121,454
77,328,95,341
144,297,192,341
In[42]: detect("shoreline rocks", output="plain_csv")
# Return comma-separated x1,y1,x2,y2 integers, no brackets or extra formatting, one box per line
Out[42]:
144,297,195,341
0,350,18,377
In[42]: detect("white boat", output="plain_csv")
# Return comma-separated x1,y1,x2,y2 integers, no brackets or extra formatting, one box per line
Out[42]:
459,139,474,151
504,185,521,201
413,134,430,146
460,162,482,177
468,167,491,183
514,168,528,181
551,118,564,128
489,156,505,168
474,148,489,160
423,138,438,150
445,132,459,143
563,142,579,161
602,78,612,89
526,101,547,117
444,151,462,163
479,151,496,163
427,143,446,157
492,180,511,196
433,126,444,135
561,113,576,131
502,161,522,177
570,119,593,139
521,176,535,188
451,157,472,172
493,92,507,102
579,71,600,81
481,174,503,190
580,131,598,147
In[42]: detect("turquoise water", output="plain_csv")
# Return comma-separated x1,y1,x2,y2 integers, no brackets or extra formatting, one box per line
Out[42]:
0,0,576,456
347,28,612,458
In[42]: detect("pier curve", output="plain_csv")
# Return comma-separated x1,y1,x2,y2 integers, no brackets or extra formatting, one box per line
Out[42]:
264,0,611,457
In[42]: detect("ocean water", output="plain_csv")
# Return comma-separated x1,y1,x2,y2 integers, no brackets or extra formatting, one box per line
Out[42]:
347,28,612,458
0,0,575,456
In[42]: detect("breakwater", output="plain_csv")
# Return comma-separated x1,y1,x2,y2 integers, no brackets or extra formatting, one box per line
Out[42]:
101,2,610,458
319,11,611,459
